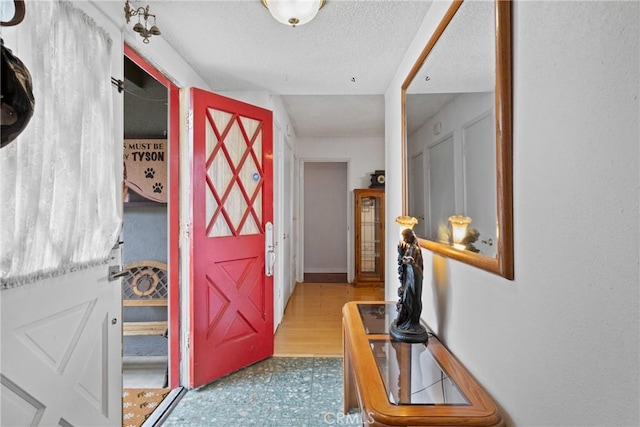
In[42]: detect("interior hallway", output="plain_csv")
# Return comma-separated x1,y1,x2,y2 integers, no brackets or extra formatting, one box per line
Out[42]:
274,282,385,357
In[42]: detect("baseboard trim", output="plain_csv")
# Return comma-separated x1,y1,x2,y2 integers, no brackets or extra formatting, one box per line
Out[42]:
304,273,348,283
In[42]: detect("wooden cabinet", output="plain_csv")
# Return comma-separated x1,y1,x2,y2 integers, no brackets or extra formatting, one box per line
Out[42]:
354,188,385,286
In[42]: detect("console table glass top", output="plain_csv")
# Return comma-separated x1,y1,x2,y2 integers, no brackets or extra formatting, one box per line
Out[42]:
357,302,396,334
357,303,469,406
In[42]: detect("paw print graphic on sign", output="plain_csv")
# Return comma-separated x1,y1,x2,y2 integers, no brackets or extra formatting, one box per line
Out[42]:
153,183,163,194
145,168,155,178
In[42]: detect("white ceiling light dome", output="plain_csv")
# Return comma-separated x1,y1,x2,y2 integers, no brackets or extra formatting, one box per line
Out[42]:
262,0,325,27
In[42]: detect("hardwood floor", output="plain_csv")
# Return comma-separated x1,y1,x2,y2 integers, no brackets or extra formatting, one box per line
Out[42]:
273,282,385,357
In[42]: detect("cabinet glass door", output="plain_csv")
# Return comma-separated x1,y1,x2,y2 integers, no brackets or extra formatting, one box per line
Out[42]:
355,188,384,285
360,196,382,278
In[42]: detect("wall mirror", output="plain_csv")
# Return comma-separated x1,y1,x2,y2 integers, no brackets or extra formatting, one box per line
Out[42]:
402,0,513,279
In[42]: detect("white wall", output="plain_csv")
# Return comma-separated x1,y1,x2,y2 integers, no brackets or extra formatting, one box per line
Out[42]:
386,1,639,425
296,136,384,282
296,136,384,189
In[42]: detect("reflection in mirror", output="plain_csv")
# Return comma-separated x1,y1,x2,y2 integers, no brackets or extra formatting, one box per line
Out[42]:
402,0,513,279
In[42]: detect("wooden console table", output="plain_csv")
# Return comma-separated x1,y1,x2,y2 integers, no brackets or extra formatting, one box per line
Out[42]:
342,302,503,426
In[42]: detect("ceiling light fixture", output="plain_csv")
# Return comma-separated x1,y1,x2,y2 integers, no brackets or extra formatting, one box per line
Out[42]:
261,0,325,27
124,1,161,44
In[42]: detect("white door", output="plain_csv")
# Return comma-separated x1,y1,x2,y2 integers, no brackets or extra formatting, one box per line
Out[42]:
1,248,122,427
427,136,456,243
463,111,497,257
283,139,294,298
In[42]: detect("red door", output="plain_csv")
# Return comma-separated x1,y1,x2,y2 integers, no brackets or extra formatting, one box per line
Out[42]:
189,88,273,388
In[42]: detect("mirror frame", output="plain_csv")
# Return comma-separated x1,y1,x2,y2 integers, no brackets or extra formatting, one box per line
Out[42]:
401,0,513,279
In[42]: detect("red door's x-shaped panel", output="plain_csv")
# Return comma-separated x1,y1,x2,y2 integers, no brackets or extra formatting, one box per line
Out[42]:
204,255,266,345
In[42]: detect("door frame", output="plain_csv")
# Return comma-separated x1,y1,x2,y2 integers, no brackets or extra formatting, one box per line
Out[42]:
282,135,295,300
297,159,351,283
273,123,284,327
124,44,181,388
273,126,296,327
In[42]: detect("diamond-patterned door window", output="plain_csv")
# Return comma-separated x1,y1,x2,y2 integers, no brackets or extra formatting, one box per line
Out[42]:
205,108,264,237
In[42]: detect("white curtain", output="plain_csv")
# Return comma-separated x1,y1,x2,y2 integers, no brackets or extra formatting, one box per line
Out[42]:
0,1,121,288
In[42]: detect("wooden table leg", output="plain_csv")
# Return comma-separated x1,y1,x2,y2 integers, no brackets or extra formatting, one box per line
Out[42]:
343,323,358,413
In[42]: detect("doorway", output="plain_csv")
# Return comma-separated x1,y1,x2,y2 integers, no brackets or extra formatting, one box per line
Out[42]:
121,45,180,393
121,53,169,389
302,162,348,283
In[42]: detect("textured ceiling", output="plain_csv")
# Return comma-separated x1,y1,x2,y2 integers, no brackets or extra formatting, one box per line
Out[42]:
146,0,432,95
96,0,434,138
405,0,495,135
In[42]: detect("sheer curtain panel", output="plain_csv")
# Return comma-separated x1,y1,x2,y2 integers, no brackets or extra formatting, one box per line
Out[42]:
0,1,121,288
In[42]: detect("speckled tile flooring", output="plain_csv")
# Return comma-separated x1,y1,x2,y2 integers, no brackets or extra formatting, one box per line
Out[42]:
162,357,360,427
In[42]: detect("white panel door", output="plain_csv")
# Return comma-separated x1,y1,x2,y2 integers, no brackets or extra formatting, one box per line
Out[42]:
1,249,122,427
463,111,497,257
427,136,456,244
283,140,294,299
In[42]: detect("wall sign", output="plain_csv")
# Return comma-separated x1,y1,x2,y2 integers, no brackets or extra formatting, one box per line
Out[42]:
123,139,167,203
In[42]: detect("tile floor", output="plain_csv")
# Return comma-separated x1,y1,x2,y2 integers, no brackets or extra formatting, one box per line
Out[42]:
161,357,360,427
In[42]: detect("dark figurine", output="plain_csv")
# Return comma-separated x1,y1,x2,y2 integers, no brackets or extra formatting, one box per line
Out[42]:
391,227,429,343
1,37,35,148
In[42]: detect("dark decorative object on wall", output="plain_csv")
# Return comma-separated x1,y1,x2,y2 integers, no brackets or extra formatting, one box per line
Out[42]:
369,169,385,188
1,1,34,149
391,216,429,343
124,0,161,44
